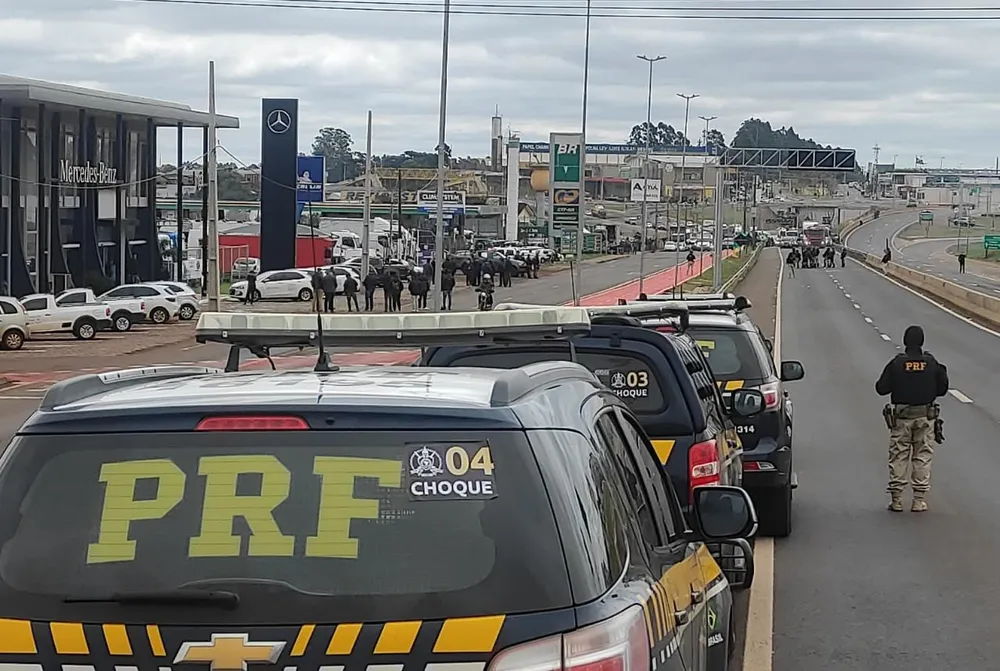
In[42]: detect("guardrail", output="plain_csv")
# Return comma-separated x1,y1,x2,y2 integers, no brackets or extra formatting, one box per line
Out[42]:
719,244,764,293
846,248,1000,329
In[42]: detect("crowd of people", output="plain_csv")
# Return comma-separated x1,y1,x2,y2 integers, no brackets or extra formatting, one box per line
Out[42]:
785,245,847,276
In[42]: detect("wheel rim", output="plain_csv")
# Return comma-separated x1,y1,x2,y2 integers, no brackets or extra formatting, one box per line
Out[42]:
153,309,167,323
4,333,21,349
116,317,131,331
180,306,194,319
80,324,94,338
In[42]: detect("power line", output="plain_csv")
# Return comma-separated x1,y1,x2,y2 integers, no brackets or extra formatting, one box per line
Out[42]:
125,0,1000,20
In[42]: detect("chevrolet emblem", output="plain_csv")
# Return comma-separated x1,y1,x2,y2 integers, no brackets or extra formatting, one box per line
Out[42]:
174,633,286,671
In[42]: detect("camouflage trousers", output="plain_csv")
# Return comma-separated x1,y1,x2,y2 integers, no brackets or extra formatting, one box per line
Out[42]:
887,415,935,495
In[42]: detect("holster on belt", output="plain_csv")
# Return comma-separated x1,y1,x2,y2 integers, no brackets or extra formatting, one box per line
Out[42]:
882,404,895,430
929,403,944,443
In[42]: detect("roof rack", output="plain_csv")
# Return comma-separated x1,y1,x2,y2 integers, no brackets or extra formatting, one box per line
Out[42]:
629,296,751,313
40,366,223,410
195,309,593,371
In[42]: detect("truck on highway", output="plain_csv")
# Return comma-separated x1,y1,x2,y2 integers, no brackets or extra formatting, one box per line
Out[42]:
801,221,830,247
17,294,112,340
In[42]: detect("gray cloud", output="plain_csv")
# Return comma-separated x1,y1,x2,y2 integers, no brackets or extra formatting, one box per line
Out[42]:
3,0,1000,168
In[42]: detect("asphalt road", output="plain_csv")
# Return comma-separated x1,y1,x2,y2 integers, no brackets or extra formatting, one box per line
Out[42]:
0,250,705,442
772,258,1000,670
846,208,1000,295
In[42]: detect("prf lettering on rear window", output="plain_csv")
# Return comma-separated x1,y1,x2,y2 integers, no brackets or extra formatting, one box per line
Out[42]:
905,361,927,372
86,456,401,564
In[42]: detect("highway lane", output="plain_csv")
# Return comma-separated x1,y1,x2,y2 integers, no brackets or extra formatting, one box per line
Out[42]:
772,261,1000,670
846,208,1000,295
893,236,1000,299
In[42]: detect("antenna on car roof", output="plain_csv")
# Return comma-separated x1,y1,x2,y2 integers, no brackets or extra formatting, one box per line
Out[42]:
308,204,337,372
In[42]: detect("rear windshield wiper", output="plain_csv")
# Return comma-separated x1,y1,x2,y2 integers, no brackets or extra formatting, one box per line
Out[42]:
63,589,240,609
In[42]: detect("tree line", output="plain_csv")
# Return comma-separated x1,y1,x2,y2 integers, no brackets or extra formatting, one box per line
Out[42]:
626,117,839,152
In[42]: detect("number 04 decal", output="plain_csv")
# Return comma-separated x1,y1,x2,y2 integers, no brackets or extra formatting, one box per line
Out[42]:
445,445,495,476
408,442,498,501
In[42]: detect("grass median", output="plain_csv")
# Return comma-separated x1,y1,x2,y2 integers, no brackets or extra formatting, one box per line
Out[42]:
678,249,755,292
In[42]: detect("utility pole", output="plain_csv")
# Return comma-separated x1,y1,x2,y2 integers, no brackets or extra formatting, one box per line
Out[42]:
637,54,666,296
871,144,881,200
672,93,698,296
573,0,594,305
698,115,717,278
432,0,451,310
206,60,220,311
361,110,372,279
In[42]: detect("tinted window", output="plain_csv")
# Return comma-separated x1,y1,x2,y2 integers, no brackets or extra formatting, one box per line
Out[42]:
133,286,160,297
0,300,16,315
0,431,569,623
56,292,85,305
104,287,131,298
615,411,684,539
21,298,47,311
595,414,661,547
687,327,767,380
448,348,666,413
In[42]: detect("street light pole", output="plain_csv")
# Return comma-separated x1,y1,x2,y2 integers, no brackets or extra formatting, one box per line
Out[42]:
698,115,717,278
673,93,698,297
573,0,593,305
637,55,666,296
432,0,451,311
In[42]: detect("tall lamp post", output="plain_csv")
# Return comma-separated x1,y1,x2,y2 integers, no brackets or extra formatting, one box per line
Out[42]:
637,55,666,296
431,0,452,310
573,0,593,305
673,93,698,296
698,115,717,277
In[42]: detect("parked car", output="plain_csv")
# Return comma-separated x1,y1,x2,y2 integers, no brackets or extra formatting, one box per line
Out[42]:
19,294,111,340
99,284,180,325
55,288,145,332
0,296,29,350
148,281,200,321
230,269,314,302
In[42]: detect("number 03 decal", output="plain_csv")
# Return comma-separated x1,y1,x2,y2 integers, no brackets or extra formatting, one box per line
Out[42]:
625,371,649,388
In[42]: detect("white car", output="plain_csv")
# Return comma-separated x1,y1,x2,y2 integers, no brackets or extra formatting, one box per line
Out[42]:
100,284,180,325
0,296,29,350
148,281,200,321
662,240,679,252
230,269,315,302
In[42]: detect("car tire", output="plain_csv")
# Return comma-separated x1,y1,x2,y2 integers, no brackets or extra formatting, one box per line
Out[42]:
298,288,313,302
150,307,170,325
759,484,793,538
251,290,262,302
2,329,25,350
111,312,133,332
178,304,196,321
73,318,97,340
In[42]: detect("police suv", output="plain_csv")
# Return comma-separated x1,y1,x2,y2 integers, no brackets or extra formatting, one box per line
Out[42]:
420,301,759,515
0,309,761,671
636,294,805,537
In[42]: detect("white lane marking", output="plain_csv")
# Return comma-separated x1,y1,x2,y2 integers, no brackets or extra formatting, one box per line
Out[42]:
853,303,861,309
880,334,892,341
0,396,45,401
844,293,851,299
743,256,779,671
849,258,1000,340
864,316,873,323
949,389,974,404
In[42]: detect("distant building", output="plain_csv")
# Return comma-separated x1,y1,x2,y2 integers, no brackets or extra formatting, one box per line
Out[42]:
0,74,239,296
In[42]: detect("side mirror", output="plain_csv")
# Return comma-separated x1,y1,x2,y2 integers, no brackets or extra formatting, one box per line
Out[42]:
731,388,765,418
780,360,805,382
691,485,758,540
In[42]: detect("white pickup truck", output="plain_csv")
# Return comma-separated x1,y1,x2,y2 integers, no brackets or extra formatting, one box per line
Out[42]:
19,294,112,340
55,288,146,332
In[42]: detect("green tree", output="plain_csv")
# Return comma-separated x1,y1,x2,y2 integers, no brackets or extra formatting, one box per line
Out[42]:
705,129,727,150
627,122,688,148
217,162,257,200
312,127,363,183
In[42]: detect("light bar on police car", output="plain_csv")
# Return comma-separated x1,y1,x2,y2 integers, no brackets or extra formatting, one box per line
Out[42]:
194,308,593,348
629,297,751,312
637,292,735,302
494,301,689,320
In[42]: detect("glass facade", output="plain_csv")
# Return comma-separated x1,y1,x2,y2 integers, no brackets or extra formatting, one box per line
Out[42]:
0,101,160,297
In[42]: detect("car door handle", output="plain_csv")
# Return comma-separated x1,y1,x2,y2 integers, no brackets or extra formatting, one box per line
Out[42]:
674,609,690,626
691,589,705,604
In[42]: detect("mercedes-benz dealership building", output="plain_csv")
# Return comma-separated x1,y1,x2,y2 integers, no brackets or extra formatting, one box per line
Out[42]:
0,74,239,297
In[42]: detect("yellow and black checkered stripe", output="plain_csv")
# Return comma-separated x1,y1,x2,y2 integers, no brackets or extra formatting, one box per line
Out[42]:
0,615,507,657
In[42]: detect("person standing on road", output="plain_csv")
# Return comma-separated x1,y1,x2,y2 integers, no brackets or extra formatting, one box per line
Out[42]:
363,269,378,311
958,252,967,273
786,248,797,278
441,270,455,310
311,270,324,312
321,269,337,313
875,325,949,513
244,270,257,305
840,247,847,268
343,272,360,312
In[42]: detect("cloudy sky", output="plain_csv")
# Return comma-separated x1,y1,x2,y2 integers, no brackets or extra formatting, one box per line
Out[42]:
4,0,1000,168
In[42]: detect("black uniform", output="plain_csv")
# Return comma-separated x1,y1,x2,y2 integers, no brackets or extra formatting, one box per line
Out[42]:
874,325,949,509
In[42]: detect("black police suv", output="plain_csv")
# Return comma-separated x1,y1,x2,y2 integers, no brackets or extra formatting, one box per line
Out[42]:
0,360,758,671
645,305,805,537
420,319,762,516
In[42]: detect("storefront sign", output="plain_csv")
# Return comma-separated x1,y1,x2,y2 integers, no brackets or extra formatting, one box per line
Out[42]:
60,160,118,185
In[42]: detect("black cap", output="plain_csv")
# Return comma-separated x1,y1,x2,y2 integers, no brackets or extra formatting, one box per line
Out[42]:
903,325,924,349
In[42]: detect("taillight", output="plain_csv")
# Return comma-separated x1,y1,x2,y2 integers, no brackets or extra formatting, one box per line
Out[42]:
689,438,720,502
487,606,648,671
196,416,309,431
655,325,676,333
759,381,781,411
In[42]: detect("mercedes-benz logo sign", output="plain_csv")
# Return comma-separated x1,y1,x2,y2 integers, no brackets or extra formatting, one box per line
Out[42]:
266,109,291,134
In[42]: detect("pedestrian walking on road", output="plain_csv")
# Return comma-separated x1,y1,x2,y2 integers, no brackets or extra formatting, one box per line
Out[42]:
958,252,966,273
786,249,797,278
840,247,847,268
875,325,949,513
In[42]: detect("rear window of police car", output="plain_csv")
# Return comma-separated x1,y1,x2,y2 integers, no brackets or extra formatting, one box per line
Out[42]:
0,431,570,621
444,348,665,412
685,327,771,381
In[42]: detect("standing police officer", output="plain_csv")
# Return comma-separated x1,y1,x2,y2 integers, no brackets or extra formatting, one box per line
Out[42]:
875,325,949,512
